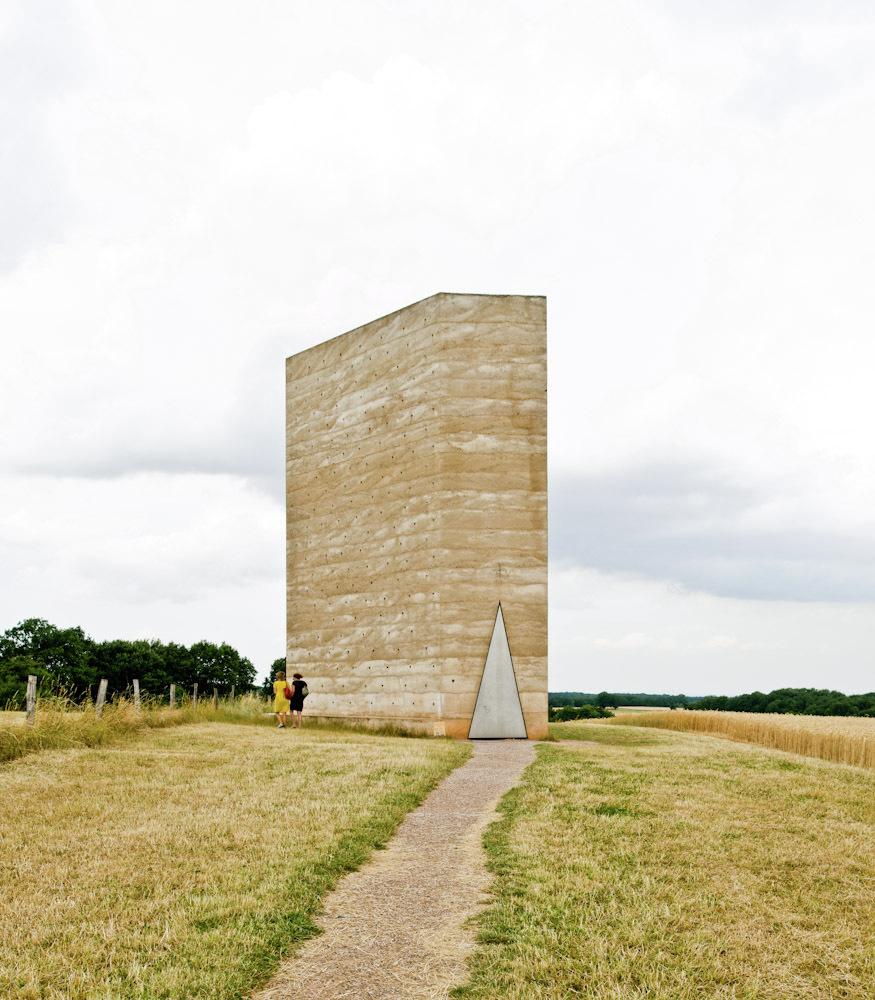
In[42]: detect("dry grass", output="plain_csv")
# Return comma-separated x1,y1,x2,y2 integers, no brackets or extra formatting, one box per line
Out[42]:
0,722,469,999
0,694,269,766
607,709,875,768
256,741,534,1000
456,722,875,1000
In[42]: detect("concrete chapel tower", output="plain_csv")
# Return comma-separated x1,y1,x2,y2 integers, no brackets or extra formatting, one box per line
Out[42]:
285,293,547,739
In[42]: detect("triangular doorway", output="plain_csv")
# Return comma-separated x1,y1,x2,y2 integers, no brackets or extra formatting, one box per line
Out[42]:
468,604,528,739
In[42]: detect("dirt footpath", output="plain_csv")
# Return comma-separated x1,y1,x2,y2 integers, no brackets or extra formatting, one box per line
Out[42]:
253,739,535,1000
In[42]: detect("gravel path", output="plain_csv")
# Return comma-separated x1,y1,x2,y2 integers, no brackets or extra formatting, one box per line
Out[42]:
253,739,535,1000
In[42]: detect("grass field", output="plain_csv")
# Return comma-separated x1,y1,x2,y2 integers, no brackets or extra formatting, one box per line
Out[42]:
1,722,468,999
609,709,875,768
455,722,875,1000
0,695,272,766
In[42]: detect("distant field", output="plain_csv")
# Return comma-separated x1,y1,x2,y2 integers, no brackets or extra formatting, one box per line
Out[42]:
457,722,875,999
609,709,875,768
1,723,468,999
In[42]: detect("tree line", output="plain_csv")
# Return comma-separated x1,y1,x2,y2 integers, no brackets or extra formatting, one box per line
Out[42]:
549,688,874,717
695,688,875,717
549,691,698,709
0,618,257,708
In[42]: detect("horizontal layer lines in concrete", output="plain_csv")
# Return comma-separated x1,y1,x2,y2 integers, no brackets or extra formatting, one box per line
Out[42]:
286,292,547,738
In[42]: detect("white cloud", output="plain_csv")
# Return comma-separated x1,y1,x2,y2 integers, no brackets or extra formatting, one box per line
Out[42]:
551,455,875,602
1,0,875,686
594,633,679,652
550,567,871,695
700,635,761,651
0,472,282,598
0,471,283,665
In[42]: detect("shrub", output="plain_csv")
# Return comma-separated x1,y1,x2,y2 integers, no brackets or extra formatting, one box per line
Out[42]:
549,704,613,722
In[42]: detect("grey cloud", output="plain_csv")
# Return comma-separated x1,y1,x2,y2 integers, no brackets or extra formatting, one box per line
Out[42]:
17,431,283,495
550,462,875,602
11,343,286,500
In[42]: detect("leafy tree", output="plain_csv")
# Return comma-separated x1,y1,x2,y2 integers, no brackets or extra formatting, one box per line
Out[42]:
550,691,703,709
695,687,875,717
260,657,286,697
89,639,171,698
0,619,94,702
549,704,613,721
0,618,261,705
0,654,43,708
188,641,256,696
550,688,874,717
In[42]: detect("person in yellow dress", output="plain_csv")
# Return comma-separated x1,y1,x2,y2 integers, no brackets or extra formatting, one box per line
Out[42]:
273,669,290,729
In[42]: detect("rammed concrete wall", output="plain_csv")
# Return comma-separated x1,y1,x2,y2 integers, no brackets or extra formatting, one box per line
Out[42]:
285,292,547,739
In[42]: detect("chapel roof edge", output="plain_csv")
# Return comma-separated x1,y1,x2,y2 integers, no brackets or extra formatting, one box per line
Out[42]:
285,292,545,363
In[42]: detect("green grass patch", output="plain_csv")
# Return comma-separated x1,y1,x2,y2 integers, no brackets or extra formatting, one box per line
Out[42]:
455,730,875,999
593,802,637,816
550,719,668,745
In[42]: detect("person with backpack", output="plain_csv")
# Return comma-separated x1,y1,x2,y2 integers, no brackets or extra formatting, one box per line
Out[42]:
289,672,308,728
273,669,291,729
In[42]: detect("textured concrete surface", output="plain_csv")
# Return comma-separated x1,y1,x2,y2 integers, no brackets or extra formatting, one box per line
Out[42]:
286,292,547,739
252,740,536,1000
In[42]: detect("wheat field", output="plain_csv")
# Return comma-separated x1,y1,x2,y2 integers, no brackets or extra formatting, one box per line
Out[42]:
609,709,875,768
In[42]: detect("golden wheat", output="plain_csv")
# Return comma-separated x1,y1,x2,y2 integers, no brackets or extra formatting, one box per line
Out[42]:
608,709,875,768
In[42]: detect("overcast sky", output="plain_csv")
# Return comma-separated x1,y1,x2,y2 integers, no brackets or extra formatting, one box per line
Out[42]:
2,0,874,694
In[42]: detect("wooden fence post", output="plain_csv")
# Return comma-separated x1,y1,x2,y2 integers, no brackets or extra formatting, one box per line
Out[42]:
212,687,218,709
169,683,176,708
95,679,108,719
192,683,198,707
26,675,37,726
133,679,141,712
230,685,235,702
